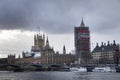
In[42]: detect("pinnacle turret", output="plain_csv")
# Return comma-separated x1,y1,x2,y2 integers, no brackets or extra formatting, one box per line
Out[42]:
63,45,66,54
46,36,49,47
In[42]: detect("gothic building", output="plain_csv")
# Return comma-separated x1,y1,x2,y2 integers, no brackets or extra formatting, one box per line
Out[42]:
0,54,15,65
74,19,91,65
92,40,120,66
31,34,45,51
16,33,75,65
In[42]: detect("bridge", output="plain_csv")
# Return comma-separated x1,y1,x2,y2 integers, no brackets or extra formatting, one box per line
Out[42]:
0,64,23,72
0,64,69,72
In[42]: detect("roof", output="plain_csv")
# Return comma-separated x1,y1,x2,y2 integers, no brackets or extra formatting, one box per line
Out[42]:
92,42,119,53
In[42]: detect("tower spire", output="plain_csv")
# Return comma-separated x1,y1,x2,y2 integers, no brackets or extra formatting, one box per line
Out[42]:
34,34,36,46
46,36,49,46
63,45,66,54
80,18,85,27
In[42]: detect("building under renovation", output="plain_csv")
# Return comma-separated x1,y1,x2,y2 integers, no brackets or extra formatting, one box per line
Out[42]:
74,19,91,65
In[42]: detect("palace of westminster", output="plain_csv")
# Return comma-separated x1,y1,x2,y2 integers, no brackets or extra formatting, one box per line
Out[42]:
0,20,120,66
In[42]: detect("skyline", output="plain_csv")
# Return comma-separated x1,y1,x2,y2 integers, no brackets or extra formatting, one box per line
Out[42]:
0,0,120,58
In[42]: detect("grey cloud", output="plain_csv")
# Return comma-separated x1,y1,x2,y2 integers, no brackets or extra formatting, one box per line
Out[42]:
0,0,120,34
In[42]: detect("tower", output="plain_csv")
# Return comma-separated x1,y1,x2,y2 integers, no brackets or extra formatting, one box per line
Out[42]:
74,19,90,65
34,34,45,50
32,28,45,51
46,36,49,47
63,45,66,54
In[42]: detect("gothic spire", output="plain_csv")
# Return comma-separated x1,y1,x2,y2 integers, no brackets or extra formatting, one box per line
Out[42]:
46,36,49,46
63,45,66,54
43,34,45,40
80,18,85,27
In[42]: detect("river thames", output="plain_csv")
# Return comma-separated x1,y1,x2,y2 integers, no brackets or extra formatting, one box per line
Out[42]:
0,71,120,80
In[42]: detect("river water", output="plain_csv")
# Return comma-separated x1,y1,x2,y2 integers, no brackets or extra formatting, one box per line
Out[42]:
0,71,120,80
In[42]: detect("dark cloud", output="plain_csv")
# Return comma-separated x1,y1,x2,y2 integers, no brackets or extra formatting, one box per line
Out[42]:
0,0,120,34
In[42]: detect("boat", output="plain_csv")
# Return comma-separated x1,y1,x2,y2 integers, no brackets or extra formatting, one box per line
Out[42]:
92,67,115,72
70,67,87,72
93,67,106,72
78,67,87,72
70,67,79,71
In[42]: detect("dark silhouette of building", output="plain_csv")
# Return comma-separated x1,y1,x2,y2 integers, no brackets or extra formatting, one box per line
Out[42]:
74,19,91,65
0,54,15,65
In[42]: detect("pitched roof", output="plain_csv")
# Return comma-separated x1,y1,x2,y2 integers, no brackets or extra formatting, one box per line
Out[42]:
92,41,119,53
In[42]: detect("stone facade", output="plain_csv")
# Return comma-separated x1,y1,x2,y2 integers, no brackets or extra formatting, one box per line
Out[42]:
7,54,15,64
92,40,120,66
15,33,75,65
0,54,15,65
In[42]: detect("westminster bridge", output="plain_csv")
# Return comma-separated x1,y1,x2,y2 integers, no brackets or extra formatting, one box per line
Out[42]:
0,64,69,72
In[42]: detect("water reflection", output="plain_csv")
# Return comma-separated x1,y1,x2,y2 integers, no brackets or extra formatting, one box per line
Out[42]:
0,71,120,80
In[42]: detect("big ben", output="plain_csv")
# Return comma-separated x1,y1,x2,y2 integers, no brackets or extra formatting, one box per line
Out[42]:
74,19,90,65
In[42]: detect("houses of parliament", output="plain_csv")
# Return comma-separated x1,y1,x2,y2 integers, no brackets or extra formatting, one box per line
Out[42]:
0,20,91,66
15,32,75,65
1,19,118,66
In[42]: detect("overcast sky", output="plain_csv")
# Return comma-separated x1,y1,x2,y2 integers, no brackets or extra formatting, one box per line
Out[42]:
0,0,120,58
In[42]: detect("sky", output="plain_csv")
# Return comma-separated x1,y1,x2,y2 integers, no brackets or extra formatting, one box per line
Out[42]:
0,0,120,58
